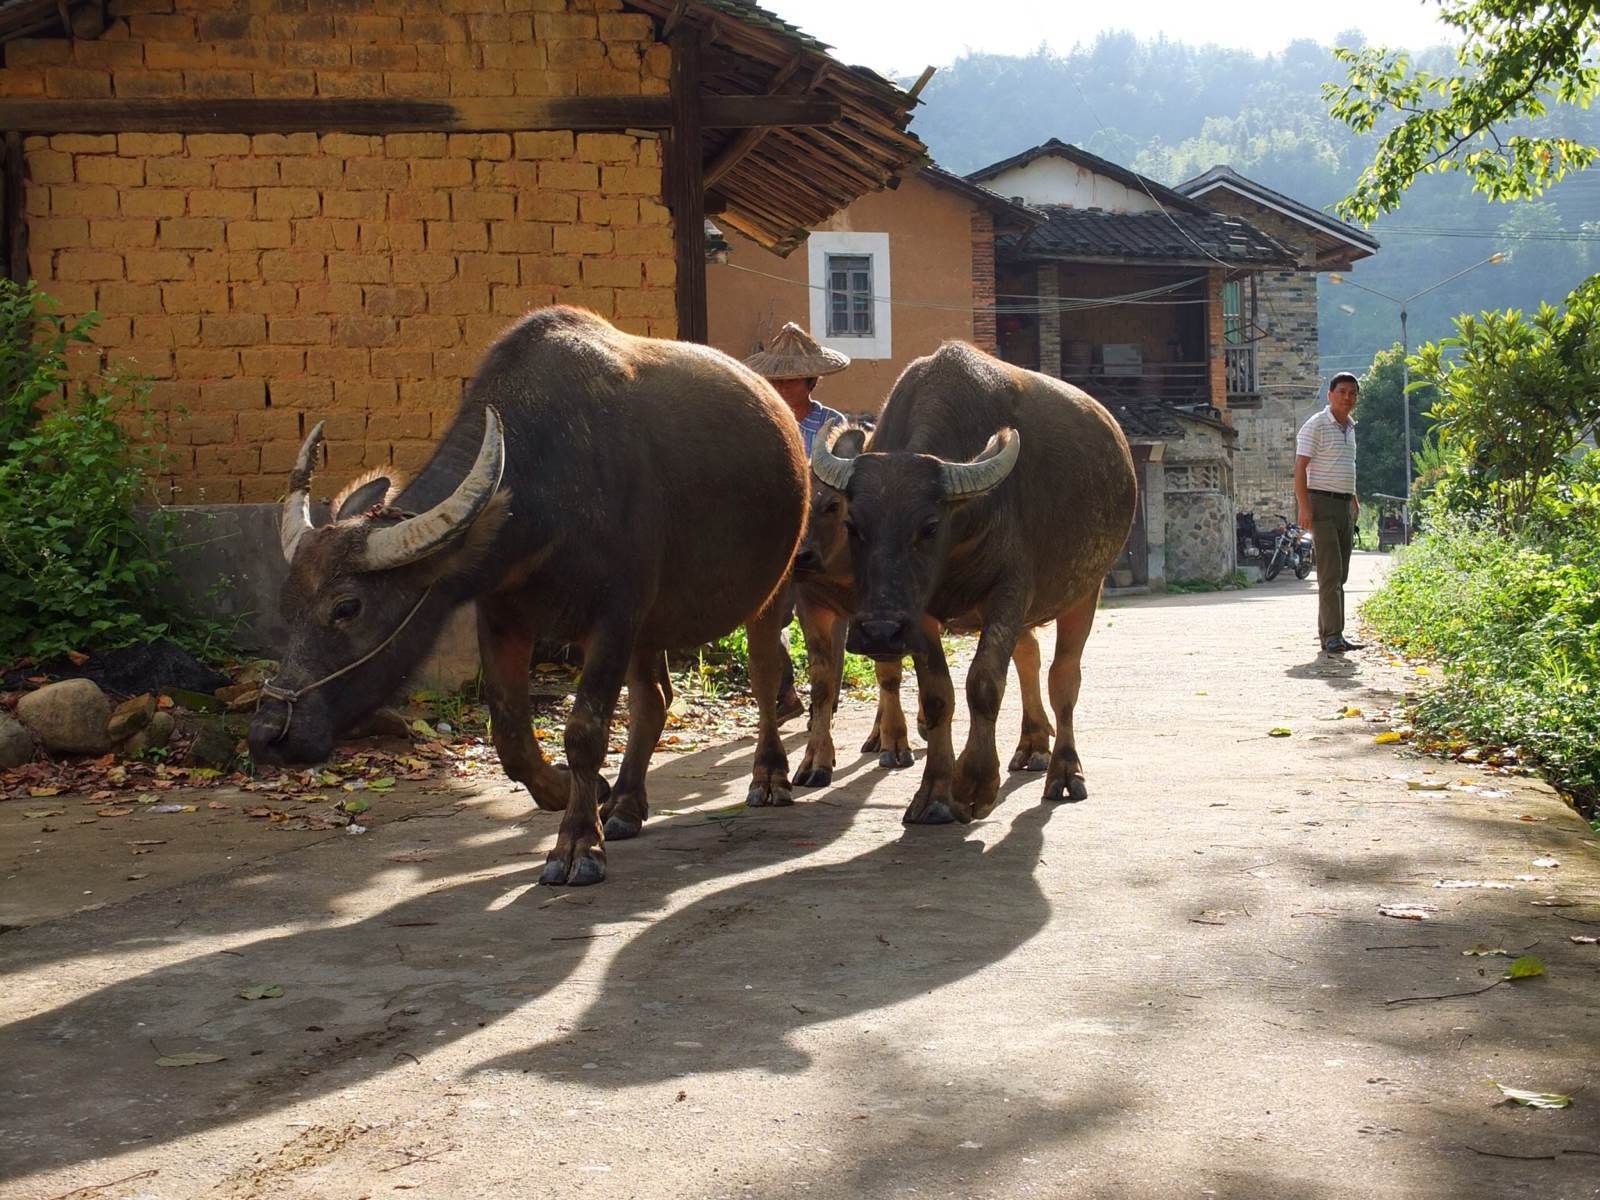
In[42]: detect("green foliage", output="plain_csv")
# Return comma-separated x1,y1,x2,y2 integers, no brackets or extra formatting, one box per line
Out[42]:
0,283,225,663
1326,0,1600,221
698,620,876,694
1354,343,1438,498
1410,278,1600,528
1362,498,1600,811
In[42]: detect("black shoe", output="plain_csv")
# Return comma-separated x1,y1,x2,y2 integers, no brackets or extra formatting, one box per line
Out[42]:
1339,636,1366,651
1322,636,1347,654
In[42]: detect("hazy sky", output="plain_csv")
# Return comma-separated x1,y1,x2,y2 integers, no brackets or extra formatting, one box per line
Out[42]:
760,0,1458,74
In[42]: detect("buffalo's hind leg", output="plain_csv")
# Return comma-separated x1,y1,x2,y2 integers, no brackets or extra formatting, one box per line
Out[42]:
1008,626,1053,772
477,601,574,812
860,658,914,768
745,596,795,807
541,618,635,887
600,648,670,840
1043,589,1099,804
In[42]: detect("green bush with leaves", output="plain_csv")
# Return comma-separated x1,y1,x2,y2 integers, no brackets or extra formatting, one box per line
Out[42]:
1410,279,1600,529
0,282,213,663
1363,483,1600,812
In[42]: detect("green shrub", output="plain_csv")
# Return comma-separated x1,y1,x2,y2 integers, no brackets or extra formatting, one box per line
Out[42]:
1363,503,1600,810
0,282,221,663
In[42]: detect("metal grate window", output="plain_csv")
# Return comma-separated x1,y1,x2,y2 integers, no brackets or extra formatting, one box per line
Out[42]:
826,253,874,337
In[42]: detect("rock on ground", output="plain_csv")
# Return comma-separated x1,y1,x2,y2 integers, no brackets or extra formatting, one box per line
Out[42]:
120,710,174,759
0,712,33,768
15,679,111,755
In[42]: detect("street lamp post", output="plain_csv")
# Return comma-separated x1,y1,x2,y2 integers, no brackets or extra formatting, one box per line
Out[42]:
1329,252,1507,495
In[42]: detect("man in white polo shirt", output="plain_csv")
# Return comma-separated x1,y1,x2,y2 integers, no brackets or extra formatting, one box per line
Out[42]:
1294,372,1364,654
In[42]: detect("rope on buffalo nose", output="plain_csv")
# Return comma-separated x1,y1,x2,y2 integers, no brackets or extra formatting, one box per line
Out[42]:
259,588,434,743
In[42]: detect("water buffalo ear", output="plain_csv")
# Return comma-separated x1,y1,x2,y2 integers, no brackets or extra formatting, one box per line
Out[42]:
333,472,393,520
833,427,867,459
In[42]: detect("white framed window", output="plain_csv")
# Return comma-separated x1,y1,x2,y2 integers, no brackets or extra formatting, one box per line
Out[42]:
807,231,891,359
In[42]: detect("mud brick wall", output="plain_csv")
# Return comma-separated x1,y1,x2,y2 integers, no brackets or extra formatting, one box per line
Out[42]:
0,0,676,503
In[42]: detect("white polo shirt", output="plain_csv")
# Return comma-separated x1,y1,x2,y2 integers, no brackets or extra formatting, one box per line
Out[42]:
1296,406,1357,494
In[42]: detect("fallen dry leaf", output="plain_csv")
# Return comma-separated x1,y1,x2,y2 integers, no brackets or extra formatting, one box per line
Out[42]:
1379,904,1437,921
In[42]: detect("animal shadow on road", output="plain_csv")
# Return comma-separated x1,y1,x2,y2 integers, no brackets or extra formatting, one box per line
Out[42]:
0,741,1044,1181
478,772,1060,1085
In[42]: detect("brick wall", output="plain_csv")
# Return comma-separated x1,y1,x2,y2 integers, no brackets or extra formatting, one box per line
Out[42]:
969,210,996,354
1,0,676,503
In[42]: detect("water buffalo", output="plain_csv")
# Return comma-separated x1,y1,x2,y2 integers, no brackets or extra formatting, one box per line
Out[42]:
809,342,1136,823
790,428,1055,787
248,306,808,884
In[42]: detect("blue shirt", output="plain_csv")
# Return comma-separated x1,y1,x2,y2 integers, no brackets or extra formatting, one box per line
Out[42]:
797,399,846,454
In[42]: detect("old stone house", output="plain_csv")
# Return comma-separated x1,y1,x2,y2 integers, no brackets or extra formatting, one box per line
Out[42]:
707,165,1038,414
1175,165,1378,523
968,139,1298,585
0,0,924,505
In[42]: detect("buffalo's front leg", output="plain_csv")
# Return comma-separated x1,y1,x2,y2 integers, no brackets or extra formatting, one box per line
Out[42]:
600,648,670,840
903,619,960,824
745,596,794,807
952,597,1025,821
794,598,843,787
541,620,633,886
1044,589,1098,804
477,602,571,812
1008,626,1053,772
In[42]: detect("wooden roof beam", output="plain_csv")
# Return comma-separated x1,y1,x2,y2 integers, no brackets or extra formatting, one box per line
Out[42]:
704,56,807,190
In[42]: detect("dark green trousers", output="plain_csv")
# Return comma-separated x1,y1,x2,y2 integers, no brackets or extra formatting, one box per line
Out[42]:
1309,491,1353,641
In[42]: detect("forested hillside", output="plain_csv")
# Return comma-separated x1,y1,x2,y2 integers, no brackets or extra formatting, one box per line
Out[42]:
904,34,1600,374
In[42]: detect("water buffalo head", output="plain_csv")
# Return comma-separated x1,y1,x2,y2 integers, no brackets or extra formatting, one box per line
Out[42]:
810,424,1020,659
791,425,867,580
247,410,506,766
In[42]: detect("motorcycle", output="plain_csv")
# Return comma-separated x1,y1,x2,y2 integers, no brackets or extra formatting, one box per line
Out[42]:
1235,511,1281,576
1264,517,1314,582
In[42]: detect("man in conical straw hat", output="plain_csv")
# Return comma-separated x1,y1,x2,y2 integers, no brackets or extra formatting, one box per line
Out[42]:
745,322,851,720
744,321,850,454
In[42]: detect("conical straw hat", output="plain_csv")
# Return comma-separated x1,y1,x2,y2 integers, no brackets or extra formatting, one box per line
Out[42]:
743,322,850,380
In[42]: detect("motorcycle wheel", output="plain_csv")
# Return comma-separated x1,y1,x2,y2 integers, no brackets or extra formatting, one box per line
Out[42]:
1294,552,1314,580
1265,547,1285,581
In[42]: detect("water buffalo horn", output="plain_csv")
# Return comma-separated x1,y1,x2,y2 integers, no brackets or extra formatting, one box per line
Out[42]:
359,408,506,571
938,428,1021,498
279,419,326,563
809,420,857,492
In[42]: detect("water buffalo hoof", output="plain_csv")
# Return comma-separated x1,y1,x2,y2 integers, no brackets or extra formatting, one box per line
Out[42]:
540,852,607,887
878,748,914,769
860,730,882,754
905,797,957,825
794,765,833,788
1044,775,1089,804
603,813,642,840
746,781,794,807
1008,750,1050,773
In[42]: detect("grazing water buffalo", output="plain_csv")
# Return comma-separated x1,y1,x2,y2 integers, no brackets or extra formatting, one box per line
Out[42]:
248,306,808,884
790,427,1055,787
809,341,1136,824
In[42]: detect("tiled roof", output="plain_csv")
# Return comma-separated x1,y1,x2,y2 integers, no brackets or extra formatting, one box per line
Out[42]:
1000,204,1297,268
1175,165,1378,256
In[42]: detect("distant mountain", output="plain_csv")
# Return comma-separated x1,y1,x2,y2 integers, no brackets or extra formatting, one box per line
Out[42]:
903,35,1600,375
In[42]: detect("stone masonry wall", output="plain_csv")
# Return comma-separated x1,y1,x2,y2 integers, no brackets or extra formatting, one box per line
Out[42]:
1163,419,1235,582
1204,195,1323,519
0,0,674,503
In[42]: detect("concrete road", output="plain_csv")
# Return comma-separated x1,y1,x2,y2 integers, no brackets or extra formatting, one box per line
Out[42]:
3,553,1598,1200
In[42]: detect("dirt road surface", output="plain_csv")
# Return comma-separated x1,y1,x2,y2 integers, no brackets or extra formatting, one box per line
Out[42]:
3,553,1598,1200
